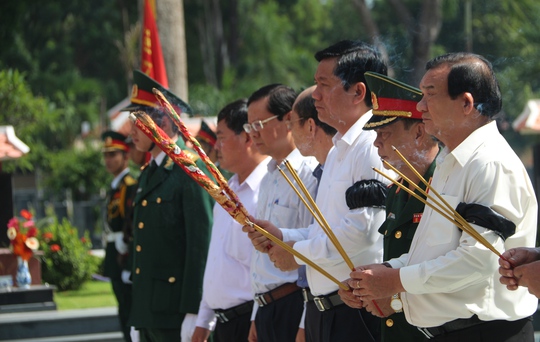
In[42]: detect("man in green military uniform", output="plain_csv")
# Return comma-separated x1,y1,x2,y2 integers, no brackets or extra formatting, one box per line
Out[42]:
126,70,214,342
102,130,138,342
340,72,440,342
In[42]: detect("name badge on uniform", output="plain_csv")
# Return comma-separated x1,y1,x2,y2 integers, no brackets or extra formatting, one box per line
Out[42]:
413,213,422,223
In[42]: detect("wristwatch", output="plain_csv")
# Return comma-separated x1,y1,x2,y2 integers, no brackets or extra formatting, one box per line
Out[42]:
390,293,403,313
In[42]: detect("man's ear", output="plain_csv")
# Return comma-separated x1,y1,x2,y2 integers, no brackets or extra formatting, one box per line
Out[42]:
462,92,475,115
307,118,316,136
352,82,367,105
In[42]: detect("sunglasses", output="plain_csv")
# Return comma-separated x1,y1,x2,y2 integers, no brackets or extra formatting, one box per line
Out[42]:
243,115,279,133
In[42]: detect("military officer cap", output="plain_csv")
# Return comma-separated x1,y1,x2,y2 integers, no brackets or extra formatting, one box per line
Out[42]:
123,70,193,116
196,120,217,148
363,72,423,130
102,130,130,153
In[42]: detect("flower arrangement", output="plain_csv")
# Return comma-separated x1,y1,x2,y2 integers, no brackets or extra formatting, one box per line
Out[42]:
7,209,39,261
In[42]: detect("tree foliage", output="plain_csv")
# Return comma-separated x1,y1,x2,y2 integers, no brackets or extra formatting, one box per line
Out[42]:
1,0,540,196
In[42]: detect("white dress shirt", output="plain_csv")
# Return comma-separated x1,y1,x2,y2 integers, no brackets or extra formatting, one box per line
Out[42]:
388,121,538,327
250,149,318,295
195,158,270,330
282,112,389,296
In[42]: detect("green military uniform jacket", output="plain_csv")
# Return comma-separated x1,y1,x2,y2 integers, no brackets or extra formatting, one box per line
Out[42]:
378,157,437,342
103,172,138,279
130,141,214,330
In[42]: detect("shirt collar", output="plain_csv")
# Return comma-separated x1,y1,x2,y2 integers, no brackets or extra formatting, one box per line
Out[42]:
111,168,130,189
267,148,304,172
332,110,373,147
242,157,271,190
152,151,167,166
448,121,495,167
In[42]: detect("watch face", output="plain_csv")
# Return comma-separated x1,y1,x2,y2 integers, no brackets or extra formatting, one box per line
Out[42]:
390,298,403,311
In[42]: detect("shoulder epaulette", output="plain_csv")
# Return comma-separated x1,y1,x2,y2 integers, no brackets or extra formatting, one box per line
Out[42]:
123,174,137,186
184,149,200,162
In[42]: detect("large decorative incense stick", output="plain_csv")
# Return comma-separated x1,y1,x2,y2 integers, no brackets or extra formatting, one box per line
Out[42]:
130,111,349,291
152,88,248,218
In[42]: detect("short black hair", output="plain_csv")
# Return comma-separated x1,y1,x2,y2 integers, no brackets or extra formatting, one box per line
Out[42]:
247,84,297,121
426,52,502,118
314,40,388,106
294,93,337,136
217,98,248,135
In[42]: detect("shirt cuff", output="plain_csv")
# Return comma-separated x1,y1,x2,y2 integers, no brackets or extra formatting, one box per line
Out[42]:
399,264,424,294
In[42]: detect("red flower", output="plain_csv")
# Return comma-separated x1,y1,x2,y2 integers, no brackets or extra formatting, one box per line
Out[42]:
80,237,87,243
7,217,19,231
11,235,33,261
20,209,32,220
26,227,37,238
50,244,61,253
43,232,54,241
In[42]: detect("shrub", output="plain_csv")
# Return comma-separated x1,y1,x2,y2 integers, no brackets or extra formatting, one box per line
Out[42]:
38,215,97,291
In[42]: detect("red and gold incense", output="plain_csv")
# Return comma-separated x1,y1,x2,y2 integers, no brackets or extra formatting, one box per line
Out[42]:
130,111,349,290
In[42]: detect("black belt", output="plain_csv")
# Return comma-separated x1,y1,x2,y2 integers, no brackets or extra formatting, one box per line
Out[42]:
417,315,485,339
214,300,254,324
302,288,344,312
254,282,301,307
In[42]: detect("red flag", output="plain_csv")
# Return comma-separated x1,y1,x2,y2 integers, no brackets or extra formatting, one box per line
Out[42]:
141,0,168,87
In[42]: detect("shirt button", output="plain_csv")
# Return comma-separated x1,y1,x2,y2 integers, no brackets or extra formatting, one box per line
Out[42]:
386,319,394,327
168,277,176,283
142,200,147,207
156,197,162,204
136,268,140,274
395,231,402,239
138,222,144,229
136,245,141,252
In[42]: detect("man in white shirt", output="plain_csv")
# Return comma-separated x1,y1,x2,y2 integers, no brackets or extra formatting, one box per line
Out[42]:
191,99,270,342
265,85,337,341
350,52,537,341
244,84,318,342
247,41,391,342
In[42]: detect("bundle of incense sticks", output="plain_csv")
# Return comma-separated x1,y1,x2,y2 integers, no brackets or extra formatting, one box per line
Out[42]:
278,161,355,271
130,110,349,291
278,160,384,315
374,146,507,261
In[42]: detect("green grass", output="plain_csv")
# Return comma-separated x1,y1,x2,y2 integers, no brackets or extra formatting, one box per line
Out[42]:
54,280,116,310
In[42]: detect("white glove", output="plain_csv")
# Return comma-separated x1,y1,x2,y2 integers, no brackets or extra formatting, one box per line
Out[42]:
181,313,198,342
130,327,140,342
115,232,128,255
121,270,132,284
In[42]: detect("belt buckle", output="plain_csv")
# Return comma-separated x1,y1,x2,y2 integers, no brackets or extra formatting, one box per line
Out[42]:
314,297,329,311
417,327,435,339
302,289,310,303
254,294,267,307
215,311,228,323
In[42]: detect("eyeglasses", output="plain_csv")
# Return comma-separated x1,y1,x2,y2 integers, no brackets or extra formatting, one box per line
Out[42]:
243,115,279,133
285,117,304,130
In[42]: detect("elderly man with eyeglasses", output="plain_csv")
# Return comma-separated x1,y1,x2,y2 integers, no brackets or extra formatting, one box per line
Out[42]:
242,83,319,342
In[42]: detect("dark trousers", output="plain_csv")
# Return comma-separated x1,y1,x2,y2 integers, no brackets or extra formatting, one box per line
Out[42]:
426,317,534,342
305,302,380,342
139,328,180,342
214,310,251,342
112,279,132,342
255,290,304,342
